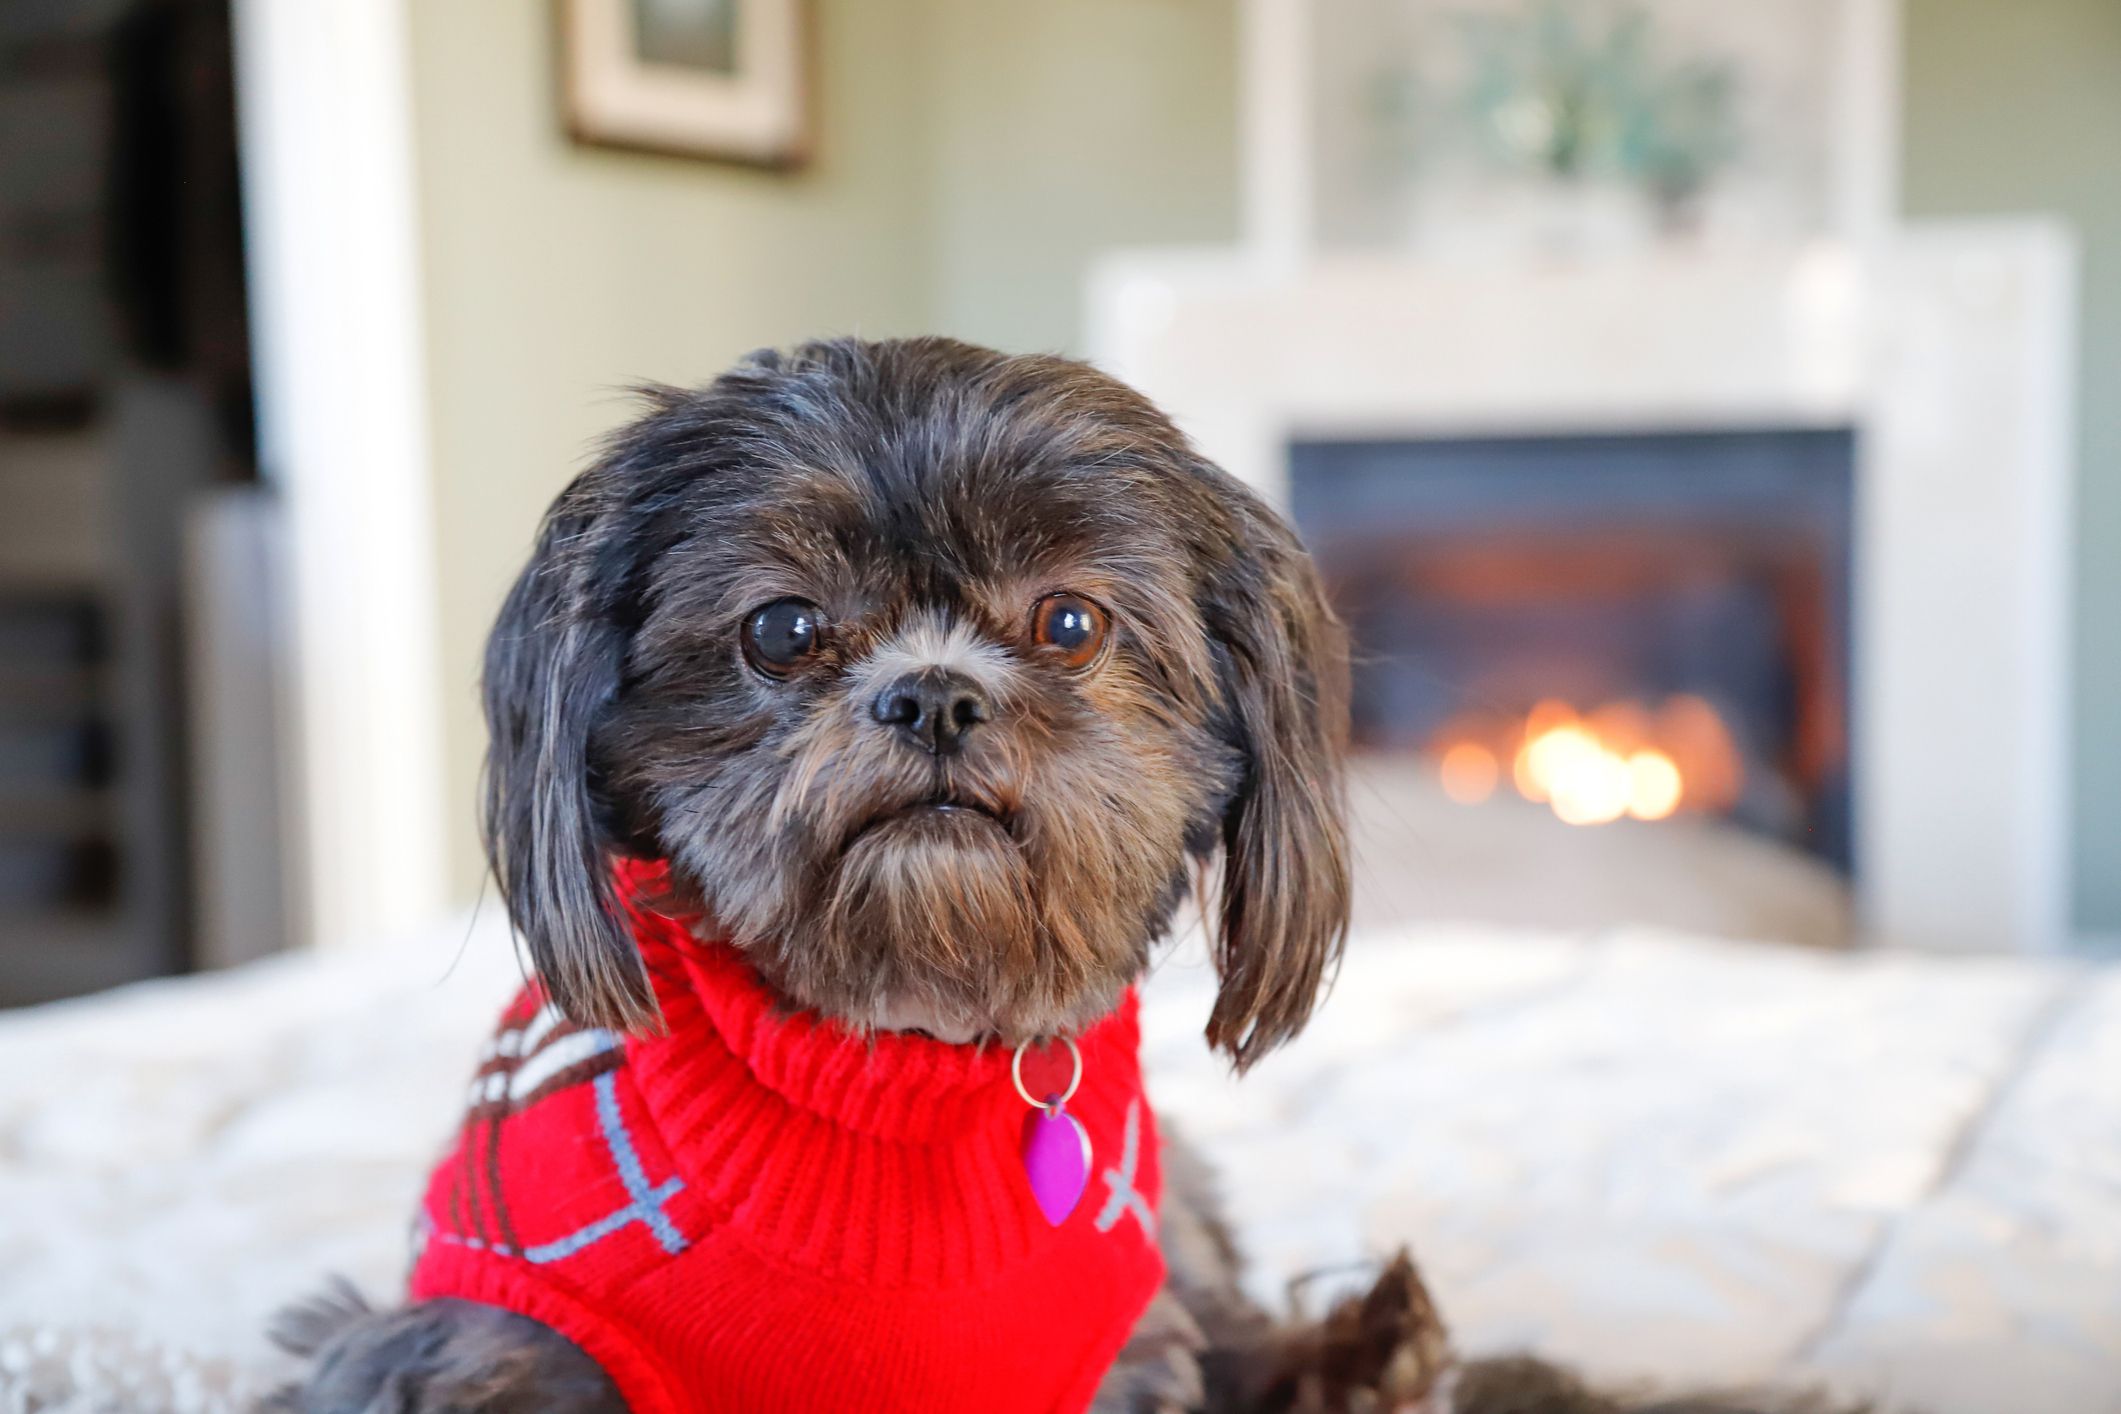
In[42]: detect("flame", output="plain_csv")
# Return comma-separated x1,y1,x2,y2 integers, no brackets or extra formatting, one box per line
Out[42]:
1429,699,1741,826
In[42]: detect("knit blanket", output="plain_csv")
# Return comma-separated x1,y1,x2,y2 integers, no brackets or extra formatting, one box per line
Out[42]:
0,1329,267,1413
0,913,2114,1413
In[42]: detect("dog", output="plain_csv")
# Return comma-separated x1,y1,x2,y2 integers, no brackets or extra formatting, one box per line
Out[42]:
269,336,1356,1413
268,337,1868,1414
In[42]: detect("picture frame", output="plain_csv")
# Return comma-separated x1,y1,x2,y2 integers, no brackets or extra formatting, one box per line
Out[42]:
559,0,811,168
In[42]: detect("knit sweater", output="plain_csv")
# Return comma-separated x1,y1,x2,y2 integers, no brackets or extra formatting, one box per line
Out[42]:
408,863,1165,1414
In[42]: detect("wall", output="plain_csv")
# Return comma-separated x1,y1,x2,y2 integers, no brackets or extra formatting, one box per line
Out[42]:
920,0,1241,355
406,0,934,898
1901,0,2121,940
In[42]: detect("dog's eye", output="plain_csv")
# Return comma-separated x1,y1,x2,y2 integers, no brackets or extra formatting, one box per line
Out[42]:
1031,593,1108,669
743,598,825,676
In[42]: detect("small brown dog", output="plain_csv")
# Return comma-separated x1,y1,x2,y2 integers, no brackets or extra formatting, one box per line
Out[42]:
272,336,1358,1413
268,338,1861,1414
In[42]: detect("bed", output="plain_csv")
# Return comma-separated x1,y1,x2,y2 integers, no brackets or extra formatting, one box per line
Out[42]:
2,790,2115,1411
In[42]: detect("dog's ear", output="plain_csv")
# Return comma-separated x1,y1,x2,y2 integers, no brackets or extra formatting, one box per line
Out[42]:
481,411,680,1035
1198,479,1352,1071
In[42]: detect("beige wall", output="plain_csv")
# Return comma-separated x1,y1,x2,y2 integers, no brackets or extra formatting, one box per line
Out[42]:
407,0,935,898
920,0,1241,355
1902,0,2121,938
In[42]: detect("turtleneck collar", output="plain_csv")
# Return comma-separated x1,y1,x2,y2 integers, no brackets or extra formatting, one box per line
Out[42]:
614,858,1140,1146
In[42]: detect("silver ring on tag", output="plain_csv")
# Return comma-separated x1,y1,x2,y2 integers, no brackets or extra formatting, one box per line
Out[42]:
1011,1035,1082,1114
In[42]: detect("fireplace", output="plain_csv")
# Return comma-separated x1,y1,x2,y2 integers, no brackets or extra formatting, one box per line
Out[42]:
1290,427,1855,869
1094,233,2072,948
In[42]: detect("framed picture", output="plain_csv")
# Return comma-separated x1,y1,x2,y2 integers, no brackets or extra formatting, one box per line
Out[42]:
560,0,811,167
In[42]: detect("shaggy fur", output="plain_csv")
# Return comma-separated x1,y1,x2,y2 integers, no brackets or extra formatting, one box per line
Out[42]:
481,337,1349,1066
269,338,1874,1414
261,1280,625,1414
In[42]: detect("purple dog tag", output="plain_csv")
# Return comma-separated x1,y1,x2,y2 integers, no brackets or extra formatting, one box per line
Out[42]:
1022,1102,1092,1225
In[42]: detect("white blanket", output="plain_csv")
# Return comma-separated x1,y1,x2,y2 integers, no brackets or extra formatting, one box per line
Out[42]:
1,916,2115,1412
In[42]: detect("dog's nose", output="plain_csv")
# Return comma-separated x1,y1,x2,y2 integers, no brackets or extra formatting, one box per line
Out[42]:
871,671,988,756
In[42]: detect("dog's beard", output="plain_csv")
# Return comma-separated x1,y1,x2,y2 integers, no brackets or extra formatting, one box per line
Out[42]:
659,729,1197,1045
821,808,1042,1039
778,785,1161,1043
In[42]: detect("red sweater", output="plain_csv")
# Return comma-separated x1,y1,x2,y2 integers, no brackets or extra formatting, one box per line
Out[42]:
408,864,1165,1414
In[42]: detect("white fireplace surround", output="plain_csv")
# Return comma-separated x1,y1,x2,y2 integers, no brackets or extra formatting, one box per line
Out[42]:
1087,229,2077,952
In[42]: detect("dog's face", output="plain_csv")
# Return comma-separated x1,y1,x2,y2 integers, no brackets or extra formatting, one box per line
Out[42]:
483,338,1348,1067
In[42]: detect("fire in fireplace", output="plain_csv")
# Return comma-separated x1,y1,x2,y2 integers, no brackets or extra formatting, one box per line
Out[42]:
1290,427,1855,869
1431,694,1745,827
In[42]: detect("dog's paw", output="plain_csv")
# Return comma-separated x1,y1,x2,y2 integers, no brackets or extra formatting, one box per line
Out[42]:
260,1285,625,1414
1253,1249,1457,1414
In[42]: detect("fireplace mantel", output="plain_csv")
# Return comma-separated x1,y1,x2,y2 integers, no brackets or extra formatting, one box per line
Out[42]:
1088,229,2077,952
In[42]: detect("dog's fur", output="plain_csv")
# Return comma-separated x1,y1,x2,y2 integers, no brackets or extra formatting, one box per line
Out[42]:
269,338,1869,1414
479,336,1348,1066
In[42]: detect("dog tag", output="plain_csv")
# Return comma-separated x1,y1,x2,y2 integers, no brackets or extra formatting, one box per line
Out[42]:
1022,1102,1092,1225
